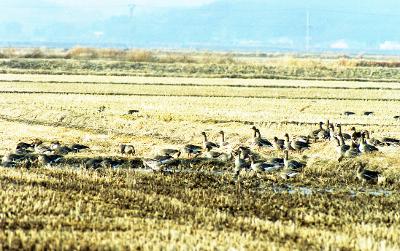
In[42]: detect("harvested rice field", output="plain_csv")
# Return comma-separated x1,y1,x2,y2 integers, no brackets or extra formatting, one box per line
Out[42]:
1,71,400,250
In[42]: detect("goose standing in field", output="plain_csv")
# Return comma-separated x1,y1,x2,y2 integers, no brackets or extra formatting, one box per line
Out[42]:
335,134,350,155
359,133,379,153
357,165,382,184
338,140,360,162
280,150,305,179
251,127,273,148
284,133,309,152
317,120,331,141
294,135,310,144
218,131,229,147
309,121,324,142
272,136,285,150
201,131,219,150
363,130,382,146
283,150,306,171
350,127,362,141
336,124,351,141
233,148,248,175
120,144,135,156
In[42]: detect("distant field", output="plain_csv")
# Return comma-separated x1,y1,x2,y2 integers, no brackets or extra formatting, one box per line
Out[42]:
1,72,400,250
2,57,400,81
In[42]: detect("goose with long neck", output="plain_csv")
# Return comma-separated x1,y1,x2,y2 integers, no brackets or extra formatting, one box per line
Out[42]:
359,133,379,153
273,136,285,150
317,120,330,141
364,130,382,146
309,121,324,142
339,140,360,161
284,133,294,151
251,127,273,148
335,136,349,156
351,127,362,141
234,148,247,175
285,133,309,152
201,131,219,150
336,124,351,140
283,150,305,170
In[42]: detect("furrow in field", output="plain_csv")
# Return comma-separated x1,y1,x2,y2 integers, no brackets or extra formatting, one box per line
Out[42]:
2,90,400,102
2,79,400,91
1,73,400,89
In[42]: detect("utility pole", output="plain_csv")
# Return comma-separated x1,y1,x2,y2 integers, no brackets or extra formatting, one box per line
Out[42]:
129,4,136,18
305,11,311,52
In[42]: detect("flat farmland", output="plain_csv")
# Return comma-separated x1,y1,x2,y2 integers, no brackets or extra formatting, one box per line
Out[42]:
1,73,400,250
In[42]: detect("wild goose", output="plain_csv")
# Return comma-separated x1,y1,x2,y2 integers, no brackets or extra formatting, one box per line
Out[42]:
120,144,135,156
233,148,247,175
294,135,310,144
70,143,90,153
334,136,350,160
37,154,64,166
50,141,73,155
251,127,273,148
143,155,174,171
1,153,26,167
237,146,251,160
336,124,351,141
309,121,324,142
359,133,379,153
317,120,331,141
101,157,125,169
283,150,305,171
381,137,400,146
204,145,231,162
270,157,284,166
85,157,104,169
201,132,219,150
182,144,202,158
357,165,382,184
218,130,229,147
363,130,382,147
328,123,336,140
335,135,350,154
338,140,360,162
249,155,279,173
158,148,181,158
33,141,53,155
16,142,34,154
284,133,309,152
350,127,362,141
273,136,285,150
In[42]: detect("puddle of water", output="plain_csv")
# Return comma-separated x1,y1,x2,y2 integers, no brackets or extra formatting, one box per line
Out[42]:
118,167,396,197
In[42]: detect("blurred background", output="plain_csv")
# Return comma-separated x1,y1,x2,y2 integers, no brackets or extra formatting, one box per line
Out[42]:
1,0,400,54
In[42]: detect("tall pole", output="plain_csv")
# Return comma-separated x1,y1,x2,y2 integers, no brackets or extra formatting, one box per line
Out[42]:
306,11,311,52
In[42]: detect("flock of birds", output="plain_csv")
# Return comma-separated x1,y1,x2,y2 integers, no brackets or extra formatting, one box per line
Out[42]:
2,120,400,184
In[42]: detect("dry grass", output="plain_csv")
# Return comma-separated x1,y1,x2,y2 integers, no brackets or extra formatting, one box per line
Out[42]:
1,72,400,249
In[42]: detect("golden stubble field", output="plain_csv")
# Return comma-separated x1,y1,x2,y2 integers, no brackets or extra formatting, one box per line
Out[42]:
1,73,400,250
